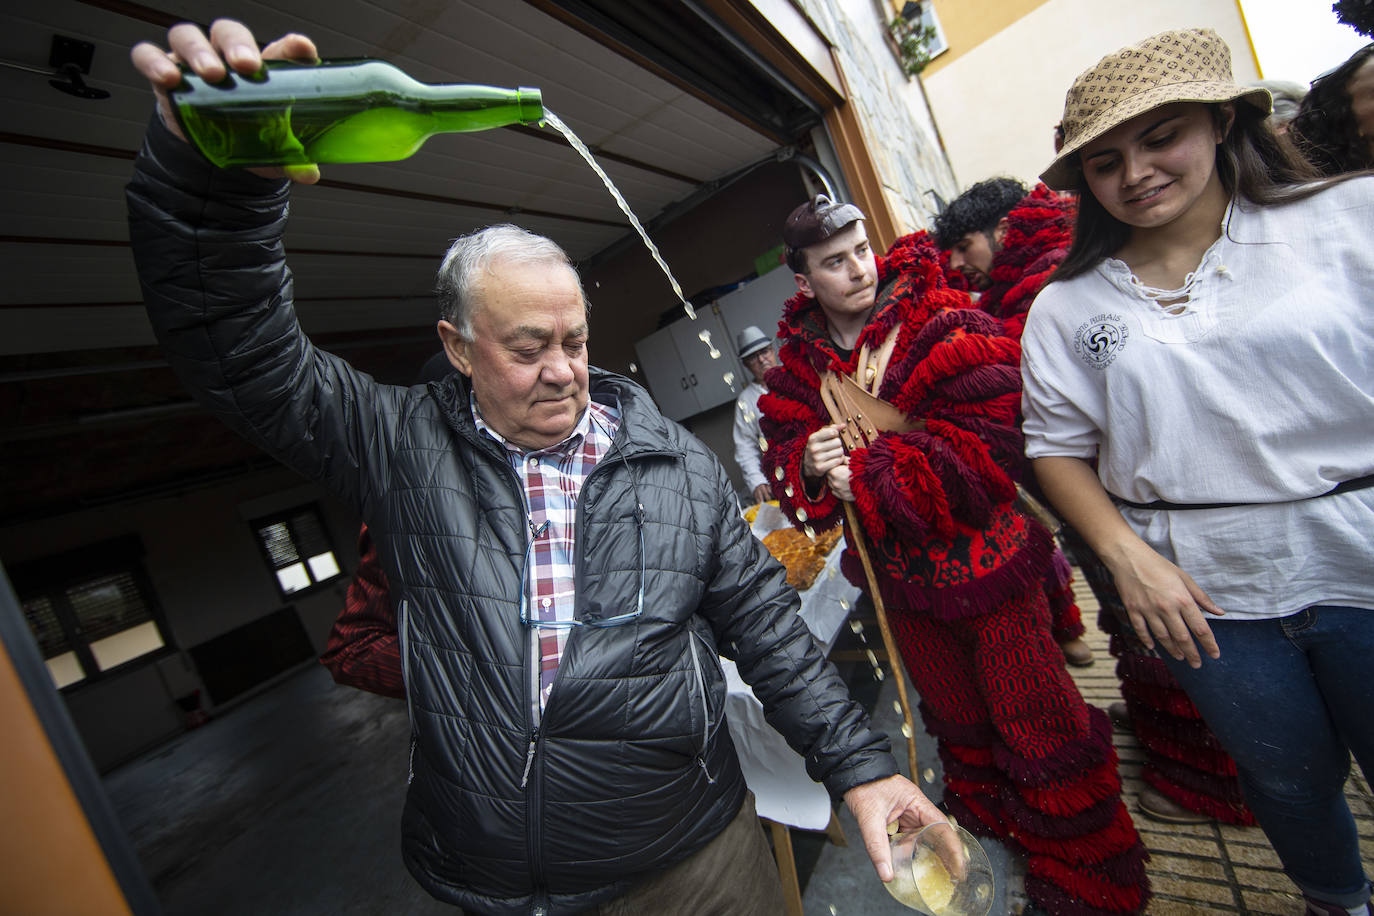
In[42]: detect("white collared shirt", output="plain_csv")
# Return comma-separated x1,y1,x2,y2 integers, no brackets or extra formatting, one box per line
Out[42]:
1020,179,1374,618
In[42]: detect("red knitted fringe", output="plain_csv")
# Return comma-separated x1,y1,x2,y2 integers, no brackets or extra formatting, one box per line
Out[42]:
1002,789,1122,840
1025,874,1148,916
1028,847,1150,913
994,705,1114,786
1147,753,1243,797
1120,678,1203,719
943,742,995,767
943,791,1004,838
1013,804,1142,865
848,519,1053,621
1016,758,1123,817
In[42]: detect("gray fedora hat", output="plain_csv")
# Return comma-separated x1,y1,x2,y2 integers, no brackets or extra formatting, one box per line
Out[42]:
736,325,772,360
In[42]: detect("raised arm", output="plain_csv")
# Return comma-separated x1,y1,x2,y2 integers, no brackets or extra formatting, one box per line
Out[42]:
126,19,408,520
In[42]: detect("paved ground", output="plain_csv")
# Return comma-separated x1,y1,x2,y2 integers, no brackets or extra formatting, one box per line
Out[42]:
1064,575,1374,916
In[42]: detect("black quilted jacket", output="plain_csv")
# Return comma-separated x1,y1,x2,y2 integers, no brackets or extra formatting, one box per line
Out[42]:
126,115,897,915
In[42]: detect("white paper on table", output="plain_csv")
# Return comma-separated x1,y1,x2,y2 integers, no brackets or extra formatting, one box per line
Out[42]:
723,504,861,830
721,657,834,830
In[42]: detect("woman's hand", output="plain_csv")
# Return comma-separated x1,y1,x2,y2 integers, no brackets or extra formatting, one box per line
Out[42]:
1105,539,1225,668
130,18,322,183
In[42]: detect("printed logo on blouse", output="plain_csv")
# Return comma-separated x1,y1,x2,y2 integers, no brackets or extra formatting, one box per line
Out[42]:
1073,314,1130,369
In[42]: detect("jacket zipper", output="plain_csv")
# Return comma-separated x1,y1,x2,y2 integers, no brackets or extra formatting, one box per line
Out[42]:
398,599,417,784
685,632,718,784
450,402,664,914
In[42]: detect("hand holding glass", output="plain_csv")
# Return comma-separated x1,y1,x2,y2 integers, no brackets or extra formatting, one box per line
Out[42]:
885,822,994,915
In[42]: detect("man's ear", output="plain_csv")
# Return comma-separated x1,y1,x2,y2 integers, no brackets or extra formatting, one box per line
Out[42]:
437,320,472,376
794,272,815,299
993,218,1010,247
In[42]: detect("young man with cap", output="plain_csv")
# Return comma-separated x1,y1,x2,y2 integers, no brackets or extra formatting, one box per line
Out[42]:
732,325,779,505
760,195,1150,916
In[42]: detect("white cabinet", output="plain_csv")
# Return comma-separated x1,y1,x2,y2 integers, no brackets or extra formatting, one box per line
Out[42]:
715,266,799,350
633,308,743,421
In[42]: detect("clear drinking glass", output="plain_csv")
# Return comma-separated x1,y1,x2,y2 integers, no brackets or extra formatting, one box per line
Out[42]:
885,822,995,916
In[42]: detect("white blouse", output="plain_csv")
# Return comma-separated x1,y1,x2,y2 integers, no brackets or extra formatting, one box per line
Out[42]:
1020,178,1374,619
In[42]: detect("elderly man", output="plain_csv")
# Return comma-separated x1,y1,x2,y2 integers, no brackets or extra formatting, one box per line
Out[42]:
127,21,941,916
731,325,779,505
760,195,1149,916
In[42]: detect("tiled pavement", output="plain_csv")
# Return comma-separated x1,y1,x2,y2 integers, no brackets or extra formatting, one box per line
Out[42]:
1065,575,1374,916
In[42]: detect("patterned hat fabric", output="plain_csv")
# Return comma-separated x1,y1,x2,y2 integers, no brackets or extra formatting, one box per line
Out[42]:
1040,28,1272,190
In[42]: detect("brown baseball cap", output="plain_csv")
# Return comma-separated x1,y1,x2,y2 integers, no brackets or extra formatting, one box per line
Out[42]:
782,194,866,250
1040,28,1272,190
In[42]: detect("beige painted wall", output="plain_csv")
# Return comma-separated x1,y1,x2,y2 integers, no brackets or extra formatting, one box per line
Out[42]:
922,0,1260,187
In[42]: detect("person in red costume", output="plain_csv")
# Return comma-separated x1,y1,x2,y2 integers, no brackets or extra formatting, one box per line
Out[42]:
760,195,1149,916
937,177,1255,829
935,178,1095,671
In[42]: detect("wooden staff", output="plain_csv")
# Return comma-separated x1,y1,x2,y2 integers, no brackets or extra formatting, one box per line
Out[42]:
841,502,919,779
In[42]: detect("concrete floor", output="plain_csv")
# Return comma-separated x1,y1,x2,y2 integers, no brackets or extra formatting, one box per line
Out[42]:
101,573,1374,915
104,665,450,915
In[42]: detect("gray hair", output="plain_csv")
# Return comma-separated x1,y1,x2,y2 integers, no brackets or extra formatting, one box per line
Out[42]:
435,224,587,341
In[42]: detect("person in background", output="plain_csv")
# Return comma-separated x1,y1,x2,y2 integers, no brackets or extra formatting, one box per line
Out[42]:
761,194,1149,916
1249,79,1309,133
1291,42,1374,174
731,325,778,505
1024,27,1373,916
933,178,1095,670
935,176,1027,296
129,19,945,914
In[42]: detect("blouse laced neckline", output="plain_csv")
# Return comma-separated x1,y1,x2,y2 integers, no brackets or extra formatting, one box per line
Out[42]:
1098,198,1237,312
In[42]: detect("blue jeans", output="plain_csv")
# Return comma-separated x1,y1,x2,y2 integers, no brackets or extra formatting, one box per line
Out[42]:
1162,605,1373,909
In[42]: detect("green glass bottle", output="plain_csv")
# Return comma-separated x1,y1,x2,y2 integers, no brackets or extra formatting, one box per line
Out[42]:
170,58,543,168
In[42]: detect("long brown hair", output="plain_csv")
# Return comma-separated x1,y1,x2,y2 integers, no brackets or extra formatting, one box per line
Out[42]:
1051,104,1342,283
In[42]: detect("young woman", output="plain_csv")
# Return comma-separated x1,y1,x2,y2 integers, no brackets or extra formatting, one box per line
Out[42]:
1021,28,1374,916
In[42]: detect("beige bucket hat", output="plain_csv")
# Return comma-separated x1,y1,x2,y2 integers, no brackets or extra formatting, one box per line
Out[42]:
1040,28,1272,190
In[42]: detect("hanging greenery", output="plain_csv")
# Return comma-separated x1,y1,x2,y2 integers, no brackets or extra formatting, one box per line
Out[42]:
889,14,939,77
1333,0,1374,37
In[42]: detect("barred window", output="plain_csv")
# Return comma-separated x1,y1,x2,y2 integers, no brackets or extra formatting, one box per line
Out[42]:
15,539,169,690
251,504,343,597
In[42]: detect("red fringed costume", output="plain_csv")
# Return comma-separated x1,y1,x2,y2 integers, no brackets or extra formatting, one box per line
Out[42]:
988,186,1254,827
974,184,1084,647
760,231,1149,916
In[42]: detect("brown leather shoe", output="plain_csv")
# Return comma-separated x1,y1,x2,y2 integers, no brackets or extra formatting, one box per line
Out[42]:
1138,786,1212,825
1059,637,1095,667
1107,701,1131,730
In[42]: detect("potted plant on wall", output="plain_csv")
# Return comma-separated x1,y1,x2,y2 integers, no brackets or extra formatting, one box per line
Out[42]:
890,1,940,76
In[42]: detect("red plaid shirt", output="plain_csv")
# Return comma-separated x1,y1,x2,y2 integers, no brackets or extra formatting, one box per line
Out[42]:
475,397,620,710
320,524,404,698
321,399,621,707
